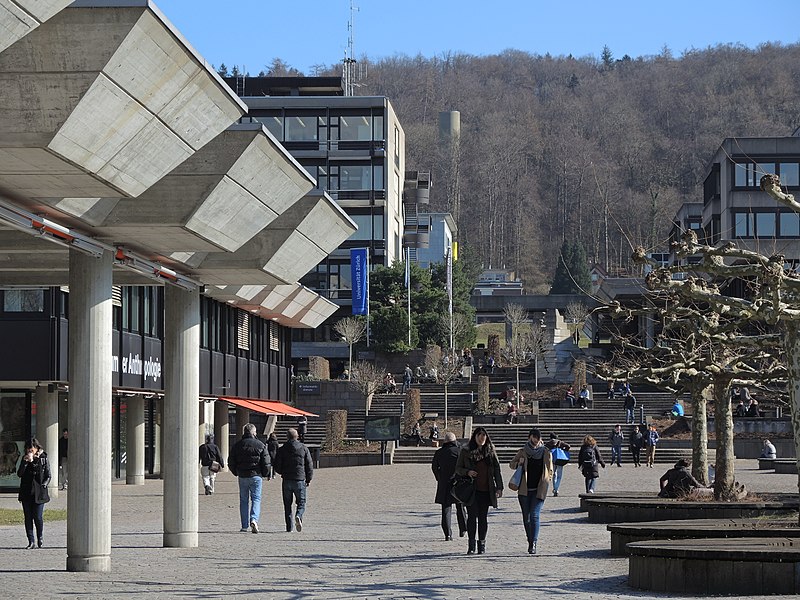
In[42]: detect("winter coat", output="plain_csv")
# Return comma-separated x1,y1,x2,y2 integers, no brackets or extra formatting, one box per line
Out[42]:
455,447,503,508
18,451,51,504
431,441,461,505
629,432,645,451
198,442,224,468
623,395,636,410
510,445,554,499
609,430,625,447
228,433,270,478
273,439,313,483
577,443,605,478
267,438,280,464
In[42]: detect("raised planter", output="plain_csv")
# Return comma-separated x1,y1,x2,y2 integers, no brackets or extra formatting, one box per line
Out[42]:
578,491,654,512
318,453,391,468
608,518,799,556
628,537,800,595
585,496,799,524
774,459,798,474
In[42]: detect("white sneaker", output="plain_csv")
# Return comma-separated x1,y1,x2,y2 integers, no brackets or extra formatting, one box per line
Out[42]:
250,521,259,534
295,516,303,532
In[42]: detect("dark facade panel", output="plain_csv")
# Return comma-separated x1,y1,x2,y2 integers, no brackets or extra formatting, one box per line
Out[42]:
0,321,55,380
259,363,269,398
224,355,237,395
199,349,210,395
236,357,248,397
278,366,288,401
248,360,258,398
211,351,224,396
269,364,278,399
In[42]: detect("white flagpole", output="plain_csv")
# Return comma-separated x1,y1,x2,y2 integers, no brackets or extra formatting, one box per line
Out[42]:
406,246,411,346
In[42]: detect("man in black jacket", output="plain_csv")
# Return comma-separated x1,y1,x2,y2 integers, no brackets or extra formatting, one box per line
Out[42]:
431,432,466,541
228,423,271,534
273,428,313,532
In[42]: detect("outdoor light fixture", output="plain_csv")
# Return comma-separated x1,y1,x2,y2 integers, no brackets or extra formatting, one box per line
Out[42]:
113,248,198,292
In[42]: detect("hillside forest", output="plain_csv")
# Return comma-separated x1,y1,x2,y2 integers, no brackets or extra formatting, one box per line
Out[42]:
222,44,800,292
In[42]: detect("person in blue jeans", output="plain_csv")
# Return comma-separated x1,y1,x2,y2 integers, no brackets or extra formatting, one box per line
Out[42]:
578,435,606,493
228,423,271,533
544,432,570,497
609,424,624,467
510,428,553,555
273,428,314,533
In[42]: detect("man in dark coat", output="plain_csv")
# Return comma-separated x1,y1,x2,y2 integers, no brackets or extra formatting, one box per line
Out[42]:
198,433,224,495
659,459,703,498
228,423,271,534
431,431,466,541
273,428,314,533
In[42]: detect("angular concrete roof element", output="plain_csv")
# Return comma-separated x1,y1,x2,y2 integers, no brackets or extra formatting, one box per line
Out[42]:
44,125,316,255
0,0,71,53
179,189,357,286
0,1,246,199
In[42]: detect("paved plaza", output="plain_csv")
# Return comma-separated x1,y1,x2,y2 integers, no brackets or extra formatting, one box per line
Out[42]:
0,459,795,599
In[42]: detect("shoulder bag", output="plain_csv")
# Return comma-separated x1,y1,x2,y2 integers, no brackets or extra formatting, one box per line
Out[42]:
209,460,222,473
450,475,476,506
508,464,524,491
552,446,570,465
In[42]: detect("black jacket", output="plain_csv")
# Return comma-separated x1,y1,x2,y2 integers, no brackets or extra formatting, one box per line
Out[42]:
273,439,313,483
431,441,461,505
228,433,270,478
18,451,51,504
199,442,224,468
578,443,605,478
267,438,280,463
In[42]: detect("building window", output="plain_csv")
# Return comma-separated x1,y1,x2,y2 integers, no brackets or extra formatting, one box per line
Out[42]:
339,114,373,141
733,161,775,188
734,212,753,237
734,210,782,238
755,212,776,237
237,311,250,351
285,113,319,142
254,115,283,140
780,162,800,187
394,125,400,167
269,321,279,352
373,114,385,140
781,212,800,237
3,289,44,312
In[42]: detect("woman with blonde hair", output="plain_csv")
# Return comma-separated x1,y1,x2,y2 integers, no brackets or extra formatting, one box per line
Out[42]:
456,426,503,555
510,428,553,554
577,435,605,494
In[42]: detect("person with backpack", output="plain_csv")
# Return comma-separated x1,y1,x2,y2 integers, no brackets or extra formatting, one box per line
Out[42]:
609,424,624,467
544,432,571,497
623,393,637,424
577,435,605,493
509,428,553,555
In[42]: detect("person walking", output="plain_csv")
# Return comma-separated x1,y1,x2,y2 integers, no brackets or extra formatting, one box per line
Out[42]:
510,428,553,554
456,427,503,555
646,424,660,468
629,425,644,467
403,364,413,393
57,428,68,490
577,435,605,494
544,433,570,497
431,431,466,541
198,433,224,495
273,428,313,533
296,415,308,443
609,424,624,467
228,423,271,533
17,437,51,549
266,432,280,479
623,393,636,424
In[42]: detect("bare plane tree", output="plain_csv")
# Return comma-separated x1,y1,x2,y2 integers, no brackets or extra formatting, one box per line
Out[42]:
333,316,367,381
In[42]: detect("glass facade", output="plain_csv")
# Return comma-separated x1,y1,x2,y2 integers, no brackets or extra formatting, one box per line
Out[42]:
733,210,800,238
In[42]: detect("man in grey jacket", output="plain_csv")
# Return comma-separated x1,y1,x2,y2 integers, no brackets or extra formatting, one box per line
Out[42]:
273,428,313,532
228,423,271,534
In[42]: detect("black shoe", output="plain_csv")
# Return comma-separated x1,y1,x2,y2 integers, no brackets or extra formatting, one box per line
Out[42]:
25,542,35,550
528,541,537,554
459,530,466,538
445,536,453,541
37,539,42,548
477,540,486,555
467,539,476,555
553,490,559,497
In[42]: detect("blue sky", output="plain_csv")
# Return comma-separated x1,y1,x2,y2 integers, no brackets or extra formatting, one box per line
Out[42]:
155,0,800,75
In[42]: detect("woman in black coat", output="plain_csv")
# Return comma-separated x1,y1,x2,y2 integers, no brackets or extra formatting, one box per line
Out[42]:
577,435,606,494
17,437,51,549
431,432,466,541
455,426,503,555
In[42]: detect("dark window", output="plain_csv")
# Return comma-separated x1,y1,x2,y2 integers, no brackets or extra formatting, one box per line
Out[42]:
781,212,800,237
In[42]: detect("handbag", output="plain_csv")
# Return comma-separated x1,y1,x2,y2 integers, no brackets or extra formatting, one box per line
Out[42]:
450,475,476,506
508,465,524,491
552,446,570,466
209,460,222,473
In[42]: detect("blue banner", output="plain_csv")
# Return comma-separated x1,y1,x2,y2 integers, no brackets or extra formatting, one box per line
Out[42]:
351,248,368,315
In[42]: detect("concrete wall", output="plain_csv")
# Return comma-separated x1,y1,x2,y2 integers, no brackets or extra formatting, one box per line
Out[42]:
708,417,793,436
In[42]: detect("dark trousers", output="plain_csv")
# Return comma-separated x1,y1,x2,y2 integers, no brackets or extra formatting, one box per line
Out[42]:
282,479,307,531
441,502,466,539
20,498,44,544
466,490,491,541
631,447,641,465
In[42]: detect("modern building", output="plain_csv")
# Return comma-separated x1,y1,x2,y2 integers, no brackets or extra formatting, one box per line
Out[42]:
699,136,800,261
226,77,407,362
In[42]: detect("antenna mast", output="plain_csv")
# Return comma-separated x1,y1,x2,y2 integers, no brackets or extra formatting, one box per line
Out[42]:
344,0,359,96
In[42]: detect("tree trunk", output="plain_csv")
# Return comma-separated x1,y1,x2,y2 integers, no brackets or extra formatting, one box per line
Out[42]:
783,322,800,525
690,383,711,485
516,366,521,412
712,379,736,501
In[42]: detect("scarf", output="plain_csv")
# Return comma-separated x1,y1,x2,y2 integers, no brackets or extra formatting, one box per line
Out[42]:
524,440,546,460
470,440,494,462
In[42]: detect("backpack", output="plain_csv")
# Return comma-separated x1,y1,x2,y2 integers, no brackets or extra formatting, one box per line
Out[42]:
579,445,597,468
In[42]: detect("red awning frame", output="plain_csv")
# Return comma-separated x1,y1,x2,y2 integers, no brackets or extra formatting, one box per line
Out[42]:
218,396,318,417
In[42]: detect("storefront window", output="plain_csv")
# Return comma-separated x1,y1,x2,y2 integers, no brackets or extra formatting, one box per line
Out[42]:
0,392,28,488
3,289,44,312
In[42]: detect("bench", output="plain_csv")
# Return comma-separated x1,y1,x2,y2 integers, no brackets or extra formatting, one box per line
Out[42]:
584,495,799,524
607,518,799,556
773,458,798,474
757,457,776,470
628,537,800,594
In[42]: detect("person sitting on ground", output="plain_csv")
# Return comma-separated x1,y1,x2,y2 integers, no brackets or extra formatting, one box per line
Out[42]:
746,397,760,417
565,385,576,408
670,400,684,418
734,400,747,417
658,459,703,498
761,439,777,459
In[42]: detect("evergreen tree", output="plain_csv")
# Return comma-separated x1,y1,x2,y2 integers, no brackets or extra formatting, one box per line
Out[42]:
600,45,614,71
550,240,591,294
217,63,229,77
550,240,575,294
570,240,592,293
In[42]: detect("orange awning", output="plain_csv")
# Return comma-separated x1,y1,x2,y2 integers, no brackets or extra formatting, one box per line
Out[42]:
219,396,318,417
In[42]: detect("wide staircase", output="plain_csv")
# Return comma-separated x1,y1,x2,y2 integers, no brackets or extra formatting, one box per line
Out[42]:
393,390,693,465
369,389,474,417
273,409,366,446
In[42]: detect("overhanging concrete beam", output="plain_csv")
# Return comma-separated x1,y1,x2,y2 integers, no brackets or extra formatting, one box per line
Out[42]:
0,0,71,53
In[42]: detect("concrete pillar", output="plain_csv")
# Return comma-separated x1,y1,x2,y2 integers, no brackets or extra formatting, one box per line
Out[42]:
36,385,59,499
235,407,249,440
162,286,199,548
126,396,145,485
214,401,229,464
67,249,113,572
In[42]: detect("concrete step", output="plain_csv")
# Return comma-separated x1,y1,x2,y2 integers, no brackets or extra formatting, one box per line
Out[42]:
392,446,693,464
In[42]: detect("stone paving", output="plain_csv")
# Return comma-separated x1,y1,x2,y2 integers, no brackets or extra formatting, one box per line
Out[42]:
0,459,796,599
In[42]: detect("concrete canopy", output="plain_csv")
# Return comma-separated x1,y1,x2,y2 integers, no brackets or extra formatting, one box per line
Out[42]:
0,1,246,200
0,0,72,53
